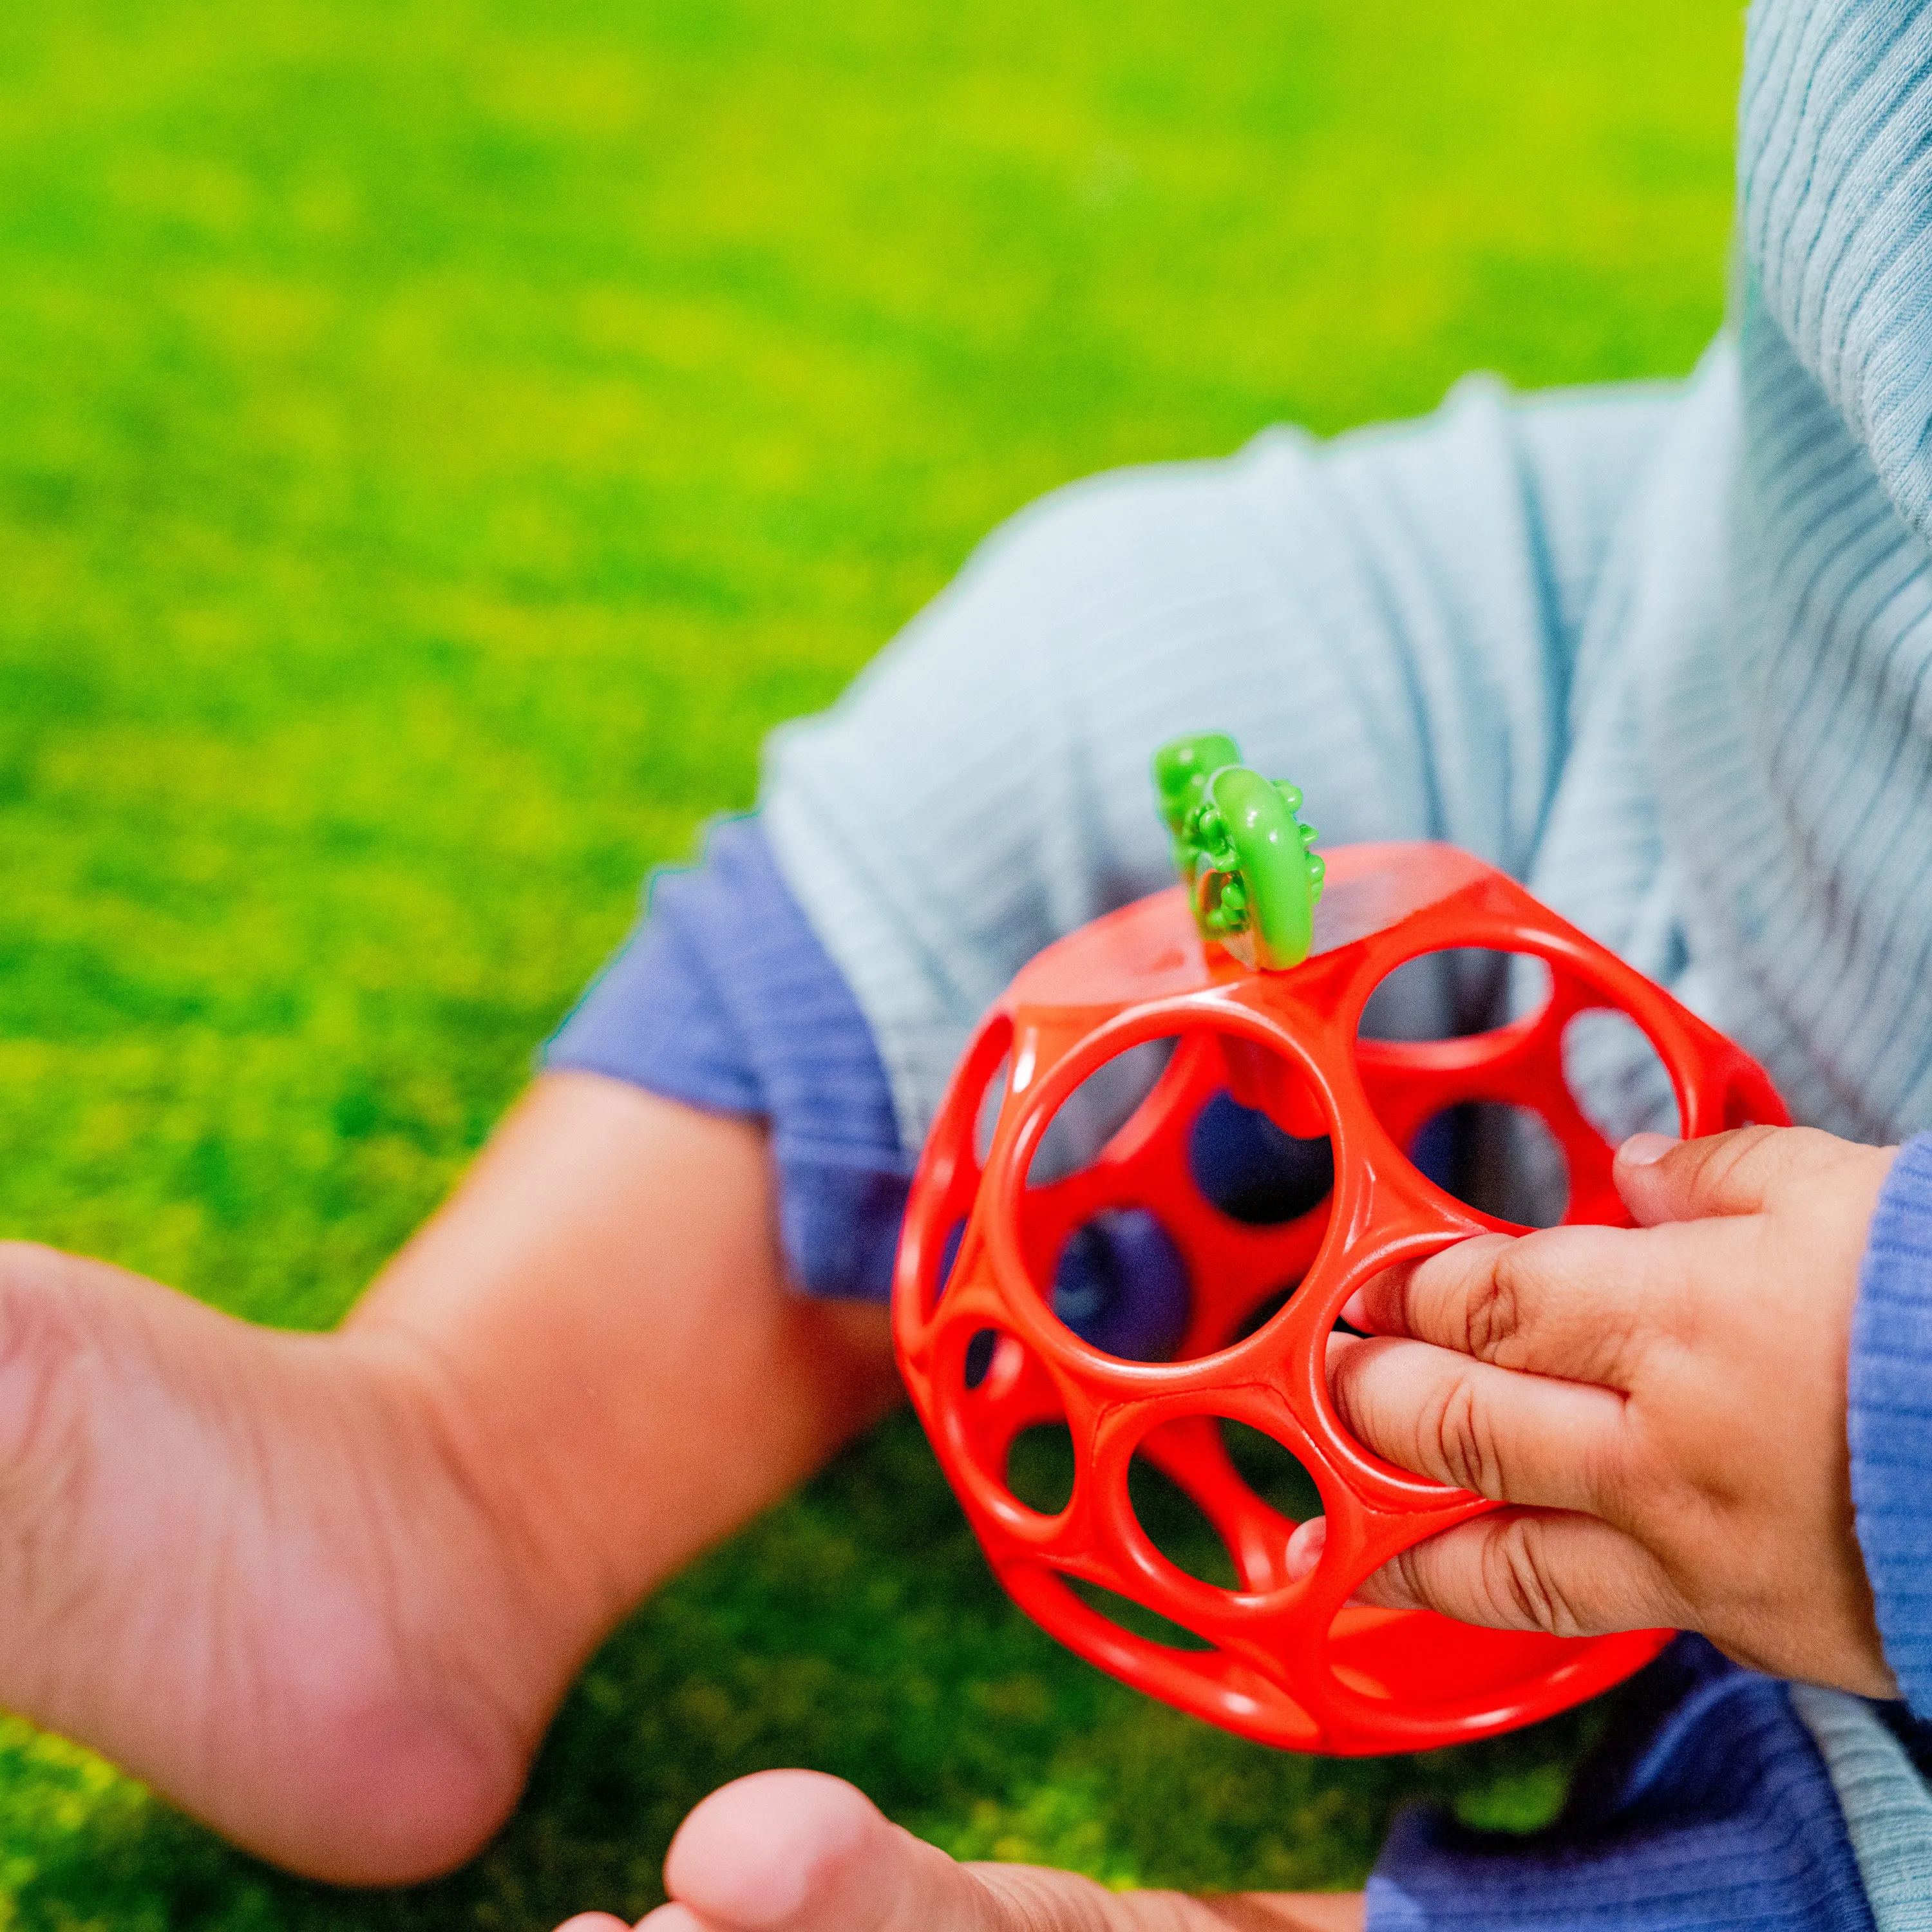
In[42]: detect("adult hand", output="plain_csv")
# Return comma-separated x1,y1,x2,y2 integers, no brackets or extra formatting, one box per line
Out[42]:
1328,1126,1897,1696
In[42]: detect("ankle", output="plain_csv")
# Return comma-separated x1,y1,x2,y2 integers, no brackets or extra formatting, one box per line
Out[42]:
343,1313,634,1654
205,1328,575,1881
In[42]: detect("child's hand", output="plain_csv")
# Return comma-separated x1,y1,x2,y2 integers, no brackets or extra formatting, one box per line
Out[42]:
1327,1125,1898,1696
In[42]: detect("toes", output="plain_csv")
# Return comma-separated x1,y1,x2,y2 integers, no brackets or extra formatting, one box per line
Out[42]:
662,1769,1329,1932
662,1769,990,1932
1284,1516,1326,1581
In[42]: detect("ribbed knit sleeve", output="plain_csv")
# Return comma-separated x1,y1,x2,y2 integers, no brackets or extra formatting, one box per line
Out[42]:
544,815,914,1302
1850,1133,1932,1721
1367,1639,1872,1932
1738,0,1932,549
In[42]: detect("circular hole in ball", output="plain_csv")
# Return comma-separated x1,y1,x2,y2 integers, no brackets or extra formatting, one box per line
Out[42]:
1024,1036,1178,1187
1410,1101,1570,1228
936,1219,968,1296
962,1325,999,1389
1005,1421,1077,1515
1050,1208,1191,1363
1562,1008,1682,1143
1010,1022,1338,1364
1126,1418,1323,1593
1221,1418,1323,1520
1188,1091,1334,1226
1128,1448,1240,1589
973,1050,1012,1166
1065,1578,1214,1652
1359,947,1552,1045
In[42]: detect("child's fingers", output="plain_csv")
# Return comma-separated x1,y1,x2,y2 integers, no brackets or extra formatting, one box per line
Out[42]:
1613,1124,1812,1226
1328,1333,1628,1512
1353,1508,1683,1637
1343,1227,1656,1390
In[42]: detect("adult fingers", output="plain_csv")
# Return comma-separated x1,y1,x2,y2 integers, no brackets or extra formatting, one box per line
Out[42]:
1354,1509,1683,1637
646,1768,1363,1932
1343,1226,1654,1389
1329,1333,1629,1511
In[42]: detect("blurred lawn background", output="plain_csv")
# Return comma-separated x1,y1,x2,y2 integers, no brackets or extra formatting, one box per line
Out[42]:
0,0,1738,1924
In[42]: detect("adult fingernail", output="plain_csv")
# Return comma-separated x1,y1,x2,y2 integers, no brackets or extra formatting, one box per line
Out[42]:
1618,1133,1679,1167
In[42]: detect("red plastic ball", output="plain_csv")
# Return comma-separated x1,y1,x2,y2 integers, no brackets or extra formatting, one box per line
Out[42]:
892,842,1786,1754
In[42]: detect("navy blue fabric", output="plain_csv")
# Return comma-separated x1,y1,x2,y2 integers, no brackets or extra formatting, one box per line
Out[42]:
545,815,914,1302
1369,1640,1873,1932
1850,1133,1932,1725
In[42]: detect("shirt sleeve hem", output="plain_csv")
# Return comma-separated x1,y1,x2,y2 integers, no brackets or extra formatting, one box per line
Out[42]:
1849,1132,1932,1723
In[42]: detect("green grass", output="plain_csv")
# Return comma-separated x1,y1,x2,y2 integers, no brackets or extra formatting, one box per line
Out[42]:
0,0,1738,1922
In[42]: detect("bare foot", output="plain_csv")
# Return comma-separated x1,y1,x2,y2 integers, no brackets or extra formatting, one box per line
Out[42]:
0,1238,596,1884
0,1080,900,1888
556,1769,1365,1932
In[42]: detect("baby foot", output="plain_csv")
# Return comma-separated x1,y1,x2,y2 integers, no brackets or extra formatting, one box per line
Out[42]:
0,1239,596,1884
556,1769,1365,1932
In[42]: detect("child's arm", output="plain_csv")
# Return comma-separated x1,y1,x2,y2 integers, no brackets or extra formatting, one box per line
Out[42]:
1329,1125,1898,1698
